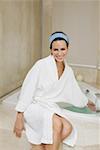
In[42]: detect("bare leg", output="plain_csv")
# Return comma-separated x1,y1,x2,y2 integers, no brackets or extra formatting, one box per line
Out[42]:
44,115,72,150
45,114,63,150
61,117,72,141
30,144,45,150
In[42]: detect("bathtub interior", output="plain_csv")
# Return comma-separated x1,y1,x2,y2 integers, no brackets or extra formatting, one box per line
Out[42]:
57,102,95,114
58,81,100,114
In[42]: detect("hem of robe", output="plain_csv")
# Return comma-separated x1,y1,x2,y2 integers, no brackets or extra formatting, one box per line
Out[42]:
24,103,77,147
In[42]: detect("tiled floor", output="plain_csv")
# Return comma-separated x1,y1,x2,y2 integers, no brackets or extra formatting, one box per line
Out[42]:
0,90,100,150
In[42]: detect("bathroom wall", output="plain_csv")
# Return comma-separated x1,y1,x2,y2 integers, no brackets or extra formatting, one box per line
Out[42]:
0,0,100,98
97,1,100,84
51,0,100,85
0,0,41,98
41,0,53,57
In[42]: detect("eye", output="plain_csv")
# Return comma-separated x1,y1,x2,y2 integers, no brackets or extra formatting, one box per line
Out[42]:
61,48,66,51
53,48,58,51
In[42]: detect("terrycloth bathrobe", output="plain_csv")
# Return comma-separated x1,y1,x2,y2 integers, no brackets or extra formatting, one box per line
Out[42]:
16,55,88,146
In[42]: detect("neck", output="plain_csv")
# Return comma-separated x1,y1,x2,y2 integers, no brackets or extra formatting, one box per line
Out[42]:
55,60,64,67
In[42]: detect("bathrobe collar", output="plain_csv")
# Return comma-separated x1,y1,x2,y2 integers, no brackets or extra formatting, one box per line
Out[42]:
50,54,68,80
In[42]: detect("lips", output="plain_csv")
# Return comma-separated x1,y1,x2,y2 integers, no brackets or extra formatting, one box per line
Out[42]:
57,57,63,59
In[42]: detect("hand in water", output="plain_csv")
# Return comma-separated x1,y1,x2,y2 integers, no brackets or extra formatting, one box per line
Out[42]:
87,100,96,111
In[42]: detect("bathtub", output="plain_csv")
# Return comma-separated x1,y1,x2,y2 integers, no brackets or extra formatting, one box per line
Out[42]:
62,81,100,149
2,81,100,149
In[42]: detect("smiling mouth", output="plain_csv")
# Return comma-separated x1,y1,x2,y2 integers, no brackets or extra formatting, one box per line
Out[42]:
57,57,63,59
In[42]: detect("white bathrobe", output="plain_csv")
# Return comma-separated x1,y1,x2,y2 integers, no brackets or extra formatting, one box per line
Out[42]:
16,55,88,146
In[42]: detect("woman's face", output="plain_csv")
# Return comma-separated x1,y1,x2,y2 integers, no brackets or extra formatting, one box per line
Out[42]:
51,40,68,62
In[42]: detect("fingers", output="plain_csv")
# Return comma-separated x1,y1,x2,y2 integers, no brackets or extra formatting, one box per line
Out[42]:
13,127,22,137
13,124,25,138
13,115,25,138
88,103,96,111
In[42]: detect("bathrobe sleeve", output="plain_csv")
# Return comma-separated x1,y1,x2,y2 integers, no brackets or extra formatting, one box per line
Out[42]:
15,61,40,112
70,69,88,107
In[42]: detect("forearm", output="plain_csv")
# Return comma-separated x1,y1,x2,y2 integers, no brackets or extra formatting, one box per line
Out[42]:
87,99,95,107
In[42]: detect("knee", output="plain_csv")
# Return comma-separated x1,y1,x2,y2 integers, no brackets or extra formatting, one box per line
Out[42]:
64,121,73,135
53,115,63,134
67,123,73,134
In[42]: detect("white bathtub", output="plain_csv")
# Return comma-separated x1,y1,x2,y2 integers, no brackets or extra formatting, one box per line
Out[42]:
78,81,100,111
2,81,100,149
62,81,100,148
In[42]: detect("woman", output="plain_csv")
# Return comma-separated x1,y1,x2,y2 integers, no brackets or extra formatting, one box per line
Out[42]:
13,31,95,150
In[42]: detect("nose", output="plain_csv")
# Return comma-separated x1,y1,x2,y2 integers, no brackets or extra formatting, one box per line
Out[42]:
58,50,62,55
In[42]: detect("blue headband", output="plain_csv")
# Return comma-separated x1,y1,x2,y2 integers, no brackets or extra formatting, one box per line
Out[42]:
49,32,69,44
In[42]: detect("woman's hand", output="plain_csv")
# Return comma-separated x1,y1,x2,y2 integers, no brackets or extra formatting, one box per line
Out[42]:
87,100,96,111
13,112,25,138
